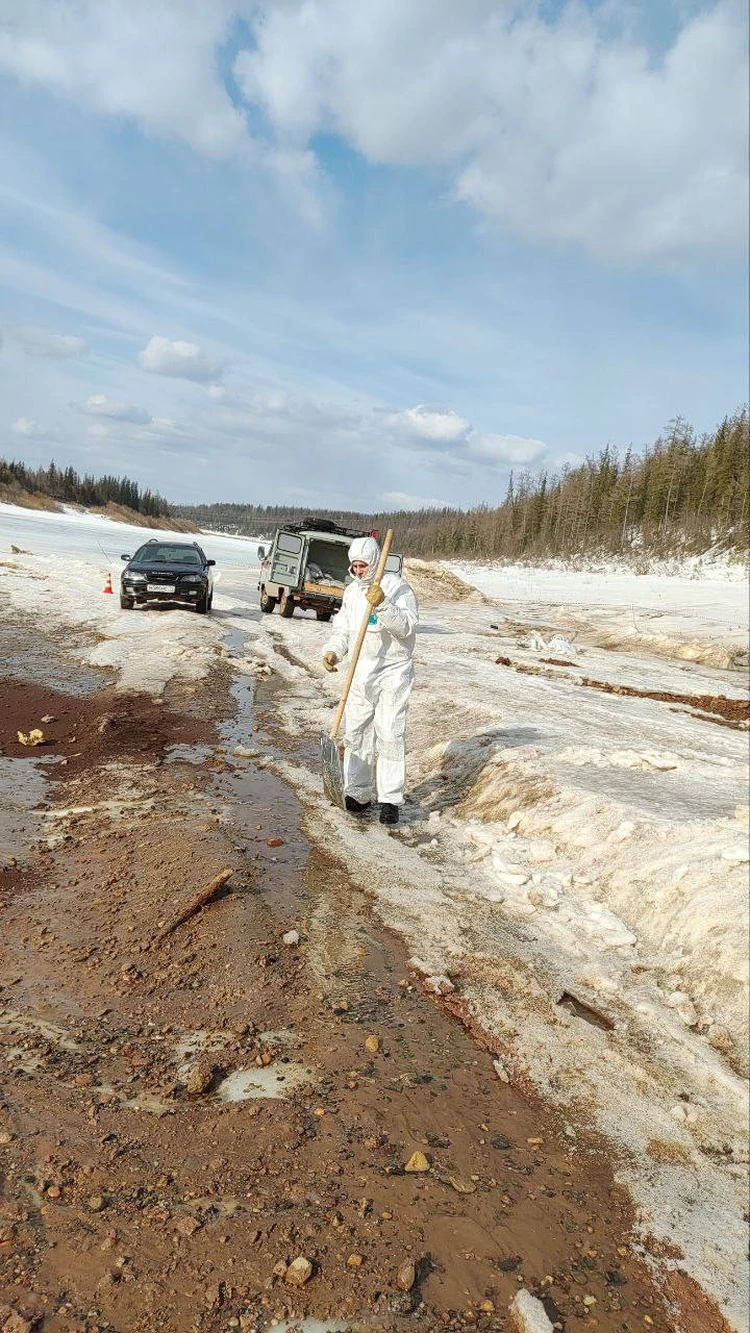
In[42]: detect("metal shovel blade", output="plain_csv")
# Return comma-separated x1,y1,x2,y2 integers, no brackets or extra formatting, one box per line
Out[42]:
320,731,345,809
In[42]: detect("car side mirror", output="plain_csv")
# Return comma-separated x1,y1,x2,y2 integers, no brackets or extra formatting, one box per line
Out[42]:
121,554,131,561
206,559,216,566
257,546,266,560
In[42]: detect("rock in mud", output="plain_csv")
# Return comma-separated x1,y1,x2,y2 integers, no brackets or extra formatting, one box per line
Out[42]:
397,1259,416,1291
1,1314,34,1333
285,1256,313,1287
509,1288,554,1332
364,1034,381,1053
186,1060,216,1098
404,1151,430,1173
282,930,300,947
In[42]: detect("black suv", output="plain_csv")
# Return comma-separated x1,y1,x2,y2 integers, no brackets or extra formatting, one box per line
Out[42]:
120,540,215,614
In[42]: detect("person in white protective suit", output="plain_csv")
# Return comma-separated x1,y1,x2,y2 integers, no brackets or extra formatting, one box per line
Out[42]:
321,536,419,825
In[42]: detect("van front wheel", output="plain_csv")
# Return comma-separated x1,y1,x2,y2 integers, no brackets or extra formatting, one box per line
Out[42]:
316,610,332,622
259,587,277,614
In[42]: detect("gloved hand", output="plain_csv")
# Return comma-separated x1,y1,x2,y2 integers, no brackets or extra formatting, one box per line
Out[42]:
322,651,339,672
366,584,385,609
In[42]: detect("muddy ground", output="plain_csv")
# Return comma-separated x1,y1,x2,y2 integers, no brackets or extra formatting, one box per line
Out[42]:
0,623,729,1333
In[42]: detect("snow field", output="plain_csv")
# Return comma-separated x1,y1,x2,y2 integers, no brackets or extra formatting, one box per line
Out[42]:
450,557,749,669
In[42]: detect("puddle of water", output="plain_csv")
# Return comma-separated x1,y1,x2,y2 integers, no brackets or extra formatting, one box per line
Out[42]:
173,1028,310,1100
121,1093,175,1117
89,1078,175,1118
0,756,53,866
0,1012,82,1051
0,621,112,696
216,1062,315,1102
166,742,214,766
173,1028,233,1075
5,1046,44,1074
258,1028,301,1048
223,625,250,657
273,1322,351,1333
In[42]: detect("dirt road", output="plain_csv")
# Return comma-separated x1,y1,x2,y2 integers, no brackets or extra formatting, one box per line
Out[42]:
0,616,728,1333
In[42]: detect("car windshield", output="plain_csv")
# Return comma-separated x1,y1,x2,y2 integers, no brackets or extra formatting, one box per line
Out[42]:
134,545,202,565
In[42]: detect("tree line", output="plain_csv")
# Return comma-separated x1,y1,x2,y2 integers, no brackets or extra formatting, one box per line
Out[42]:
175,409,748,559
0,457,171,518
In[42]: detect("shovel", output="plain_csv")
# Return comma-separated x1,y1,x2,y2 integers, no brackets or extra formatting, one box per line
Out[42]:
321,529,394,808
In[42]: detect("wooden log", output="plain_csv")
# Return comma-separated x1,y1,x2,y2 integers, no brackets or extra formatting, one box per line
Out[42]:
158,868,234,940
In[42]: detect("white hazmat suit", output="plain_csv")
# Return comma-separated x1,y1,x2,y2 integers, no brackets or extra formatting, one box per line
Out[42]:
322,537,418,808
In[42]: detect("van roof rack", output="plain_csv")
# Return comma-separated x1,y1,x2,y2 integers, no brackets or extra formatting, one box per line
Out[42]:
284,517,370,538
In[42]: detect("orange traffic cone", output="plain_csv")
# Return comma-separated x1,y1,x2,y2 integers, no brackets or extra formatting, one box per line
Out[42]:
103,572,113,594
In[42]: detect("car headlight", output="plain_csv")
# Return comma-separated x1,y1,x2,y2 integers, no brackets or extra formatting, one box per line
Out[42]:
126,572,147,582
180,573,205,583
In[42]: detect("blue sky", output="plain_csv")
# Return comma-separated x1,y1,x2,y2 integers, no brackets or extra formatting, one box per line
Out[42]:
0,0,747,511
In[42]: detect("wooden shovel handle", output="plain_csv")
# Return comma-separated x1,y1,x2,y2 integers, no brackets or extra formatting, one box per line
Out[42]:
329,529,393,740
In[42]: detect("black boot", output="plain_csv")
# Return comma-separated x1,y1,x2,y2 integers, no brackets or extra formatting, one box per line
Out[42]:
345,795,371,815
379,803,399,826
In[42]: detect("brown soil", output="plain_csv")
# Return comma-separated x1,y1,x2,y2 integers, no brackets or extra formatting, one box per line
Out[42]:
88,503,198,533
495,656,749,729
0,634,729,1333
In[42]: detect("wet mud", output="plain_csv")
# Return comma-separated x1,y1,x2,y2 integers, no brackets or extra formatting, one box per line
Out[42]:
0,621,730,1333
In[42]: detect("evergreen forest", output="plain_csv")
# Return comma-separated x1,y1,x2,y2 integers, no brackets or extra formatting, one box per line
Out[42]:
174,409,749,560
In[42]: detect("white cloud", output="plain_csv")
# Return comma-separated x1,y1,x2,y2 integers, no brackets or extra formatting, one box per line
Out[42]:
81,394,153,425
380,490,448,510
470,433,548,465
236,0,748,262
1,3,743,263
391,405,472,445
137,336,224,384
13,327,87,359
10,416,48,439
390,403,548,469
0,1,249,158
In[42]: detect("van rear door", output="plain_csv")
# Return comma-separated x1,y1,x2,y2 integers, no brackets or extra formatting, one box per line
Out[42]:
271,531,305,588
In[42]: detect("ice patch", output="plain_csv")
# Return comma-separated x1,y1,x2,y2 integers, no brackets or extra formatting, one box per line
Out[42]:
216,1063,315,1102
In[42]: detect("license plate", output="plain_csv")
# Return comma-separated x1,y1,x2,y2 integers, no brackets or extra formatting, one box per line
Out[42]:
146,583,175,593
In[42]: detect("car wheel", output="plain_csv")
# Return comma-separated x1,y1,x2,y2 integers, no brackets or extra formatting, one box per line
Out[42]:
195,593,209,614
259,587,277,614
279,591,295,618
316,610,332,622
120,594,134,610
